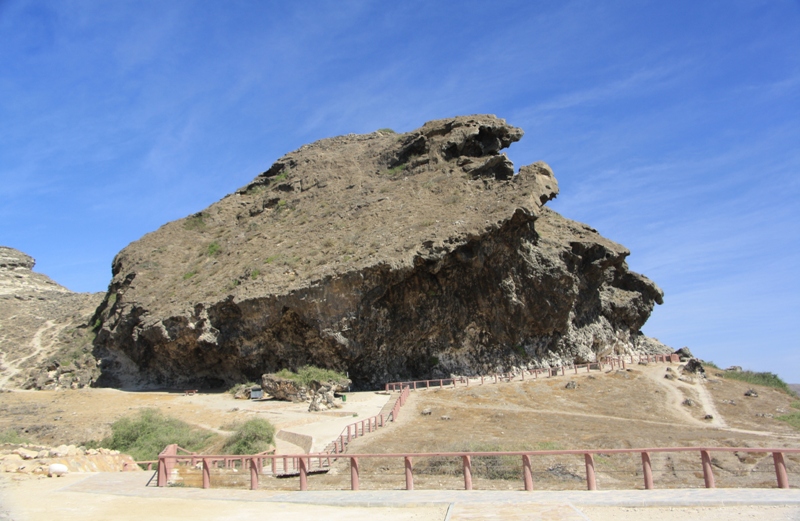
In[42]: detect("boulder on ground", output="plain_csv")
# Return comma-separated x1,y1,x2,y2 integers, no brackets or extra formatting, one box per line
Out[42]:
674,347,694,361
260,373,351,412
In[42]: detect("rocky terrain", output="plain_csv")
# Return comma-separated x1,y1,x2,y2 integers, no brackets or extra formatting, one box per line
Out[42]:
91,115,670,390
0,247,104,390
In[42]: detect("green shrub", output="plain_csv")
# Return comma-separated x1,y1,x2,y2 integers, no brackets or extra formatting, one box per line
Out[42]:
207,242,221,256
184,214,207,231
182,271,197,280
377,128,396,134
222,418,275,455
383,164,407,176
99,409,215,462
273,365,348,386
0,429,30,444
719,370,795,395
250,269,260,279
273,171,288,182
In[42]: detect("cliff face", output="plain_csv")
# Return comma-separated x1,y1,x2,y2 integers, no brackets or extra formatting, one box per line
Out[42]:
92,115,667,389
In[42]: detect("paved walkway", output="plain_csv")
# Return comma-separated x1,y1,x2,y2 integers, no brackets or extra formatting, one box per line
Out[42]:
3,472,799,521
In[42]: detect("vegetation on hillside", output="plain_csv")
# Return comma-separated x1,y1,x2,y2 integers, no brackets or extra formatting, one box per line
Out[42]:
714,368,796,396
0,429,30,445
92,409,216,462
274,365,348,386
221,418,275,455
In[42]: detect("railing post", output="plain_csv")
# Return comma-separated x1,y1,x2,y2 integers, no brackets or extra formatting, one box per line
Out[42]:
463,455,473,490
350,457,360,491
347,425,352,442
405,456,414,490
522,454,533,491
157,456,167,487
272,455,277,475
700,450,716,488
481,376,484,385
641,452,653,490
439,379,444,387
380,414,384,427
202,458,211,489
299,457,308,491
773,452,789,489
584,453,597,490
250,458,259,490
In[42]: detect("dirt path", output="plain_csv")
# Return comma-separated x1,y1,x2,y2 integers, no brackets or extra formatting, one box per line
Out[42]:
0,319,59,388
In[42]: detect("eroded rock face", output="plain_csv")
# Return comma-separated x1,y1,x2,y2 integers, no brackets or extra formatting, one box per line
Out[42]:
0,247,104,390
92,115,669,389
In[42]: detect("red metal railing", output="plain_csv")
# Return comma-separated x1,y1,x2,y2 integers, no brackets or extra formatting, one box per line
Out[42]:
155,446,798,491
318,386,411,459
385,354,679,392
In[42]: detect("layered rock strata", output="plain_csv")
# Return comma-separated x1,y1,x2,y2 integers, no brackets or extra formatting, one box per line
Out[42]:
92,115,669,389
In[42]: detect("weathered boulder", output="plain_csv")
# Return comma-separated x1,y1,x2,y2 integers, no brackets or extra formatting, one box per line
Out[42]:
674,347,694,361
260,373,349,412
91,115,670,390
683,359,705,375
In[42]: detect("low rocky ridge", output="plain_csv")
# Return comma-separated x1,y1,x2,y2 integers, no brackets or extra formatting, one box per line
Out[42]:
0,247,104,390
0,443,138,474
92,115,670,390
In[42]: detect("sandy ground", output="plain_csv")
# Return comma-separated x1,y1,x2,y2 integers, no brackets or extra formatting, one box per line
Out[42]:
2,472,800,521
2,362,799,519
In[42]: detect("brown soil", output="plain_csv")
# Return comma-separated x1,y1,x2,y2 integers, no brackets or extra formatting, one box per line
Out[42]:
1,363,798,492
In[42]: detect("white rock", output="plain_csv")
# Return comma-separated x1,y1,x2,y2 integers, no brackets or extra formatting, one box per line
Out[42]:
48,463,69,477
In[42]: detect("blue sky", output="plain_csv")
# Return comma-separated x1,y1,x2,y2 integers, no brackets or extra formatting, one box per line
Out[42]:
1,1,798,381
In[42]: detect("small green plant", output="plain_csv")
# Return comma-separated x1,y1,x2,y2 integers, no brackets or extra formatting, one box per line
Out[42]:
383,163,407,176
108,292,117,306
533,441,563,450
718,370,795,395
183,271,197,280
207,242,221,256
227,382,258,395
273,366,348,386
0,429,30,444
222,418,275,455
791,402,800,410
273,171,288,182
777,412,800,430
98,409,216,463
377,128,396,134
184,213,207,231
250,269,260,279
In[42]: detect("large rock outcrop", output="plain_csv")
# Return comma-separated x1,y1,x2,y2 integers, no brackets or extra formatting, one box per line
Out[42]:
0,247,104,389
92,115,668,389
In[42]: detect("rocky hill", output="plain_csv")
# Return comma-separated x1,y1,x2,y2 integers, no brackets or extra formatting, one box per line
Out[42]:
0,247,104,389
92,115,669,389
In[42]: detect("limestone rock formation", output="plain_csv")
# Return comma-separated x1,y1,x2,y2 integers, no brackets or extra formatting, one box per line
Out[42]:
260,373,349,412
0,247,104,389
92,115,669,389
